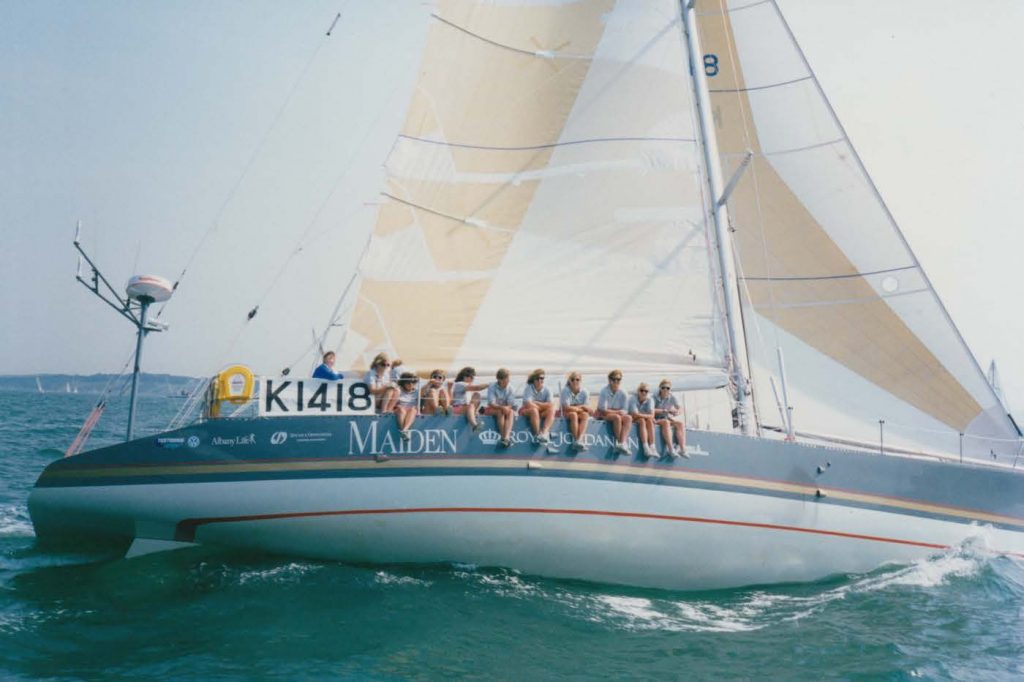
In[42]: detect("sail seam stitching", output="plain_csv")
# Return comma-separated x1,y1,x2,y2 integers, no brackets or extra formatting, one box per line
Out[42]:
397,133,696,152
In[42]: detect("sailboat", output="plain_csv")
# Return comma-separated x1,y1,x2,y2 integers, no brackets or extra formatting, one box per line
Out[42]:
35,377,44,394
29,0,1024,591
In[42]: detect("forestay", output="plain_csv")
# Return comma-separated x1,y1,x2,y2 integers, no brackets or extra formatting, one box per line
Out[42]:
333,0,730,387
696,0,1021,459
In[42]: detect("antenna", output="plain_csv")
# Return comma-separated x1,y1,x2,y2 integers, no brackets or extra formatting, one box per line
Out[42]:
73,223,173,441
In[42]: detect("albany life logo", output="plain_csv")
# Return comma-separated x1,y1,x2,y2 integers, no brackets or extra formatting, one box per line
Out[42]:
348,420,458,456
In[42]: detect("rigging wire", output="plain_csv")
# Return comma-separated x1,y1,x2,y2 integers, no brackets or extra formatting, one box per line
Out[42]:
151,6,350,324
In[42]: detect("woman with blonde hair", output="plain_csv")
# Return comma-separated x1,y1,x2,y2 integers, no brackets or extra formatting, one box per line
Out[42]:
655,379,687,458
559,371,591,452
363,352,399,413
520,368,556,443
628,382,657,458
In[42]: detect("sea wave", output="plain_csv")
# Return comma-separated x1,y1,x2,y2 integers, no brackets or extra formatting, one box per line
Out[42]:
0,504,33,538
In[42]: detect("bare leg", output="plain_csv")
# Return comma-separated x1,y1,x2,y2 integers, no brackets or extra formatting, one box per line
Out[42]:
659,419,673,452
523,406,540,436
674,422,686,451
540,404,556,435
578,412,590,444
619,415,633,444
384,387,400,413
566,412,579,441
422,388,438,415
501,406,514,440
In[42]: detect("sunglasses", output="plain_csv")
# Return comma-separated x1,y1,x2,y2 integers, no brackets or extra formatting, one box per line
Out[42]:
639,389,648,393
569,377,580,382
381,363,392,367
660,385,670,390
431,375,444,380
536,375,545,380
610,377,622,382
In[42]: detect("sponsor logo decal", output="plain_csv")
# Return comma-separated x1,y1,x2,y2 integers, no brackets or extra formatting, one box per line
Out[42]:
270,431,288,445
348,421,457,456
187,436,200,449
211,434,255,447
156,437,185,449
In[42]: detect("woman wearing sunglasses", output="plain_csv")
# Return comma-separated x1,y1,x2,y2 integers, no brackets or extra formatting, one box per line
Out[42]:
559,371,591,452
655,380,687,458
628,382,657,458
420,369,452,416
520,368,556,443
364,352,399,414
596,369,632,455
451,366,488,432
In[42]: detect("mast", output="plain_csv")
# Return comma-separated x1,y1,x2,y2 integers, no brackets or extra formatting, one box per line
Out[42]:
680,0,754,435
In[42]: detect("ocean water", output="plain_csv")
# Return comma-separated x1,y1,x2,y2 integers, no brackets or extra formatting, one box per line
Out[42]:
2,391,1022,680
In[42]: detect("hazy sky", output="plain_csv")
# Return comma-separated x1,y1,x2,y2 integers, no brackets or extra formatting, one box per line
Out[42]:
3,1,1023,412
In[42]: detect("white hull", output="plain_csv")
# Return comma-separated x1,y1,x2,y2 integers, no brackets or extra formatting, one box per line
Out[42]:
30,473,1024,590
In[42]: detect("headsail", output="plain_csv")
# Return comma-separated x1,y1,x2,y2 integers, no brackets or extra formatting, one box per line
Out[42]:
334,0,730,386
696,0,1020,458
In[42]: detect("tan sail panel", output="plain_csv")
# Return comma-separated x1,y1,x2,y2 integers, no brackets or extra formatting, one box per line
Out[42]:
696,0,982,431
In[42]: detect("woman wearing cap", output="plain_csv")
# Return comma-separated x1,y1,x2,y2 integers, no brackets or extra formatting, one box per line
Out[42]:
628,382,657,458
420,369,452,416
451,366,488,432
560,371,591,452
395,372,420,441
483,368,516,447
520,368,556,443
596,369,632,455
655,379,687,458
364,352,399,413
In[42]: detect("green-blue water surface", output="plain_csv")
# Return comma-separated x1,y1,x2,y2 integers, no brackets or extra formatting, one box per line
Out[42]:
2,390,1022,679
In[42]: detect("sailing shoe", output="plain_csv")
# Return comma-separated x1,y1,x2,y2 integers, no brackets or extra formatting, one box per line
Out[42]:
676,445,690,459
537,432,550,444
643,442,656,458
500,437,511,447
400,429,411,441
472,421,483,433
665,446,680,459
619,442,632,456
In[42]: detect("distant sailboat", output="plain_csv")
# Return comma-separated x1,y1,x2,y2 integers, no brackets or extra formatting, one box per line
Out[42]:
35,377,44,394
64,382,71,394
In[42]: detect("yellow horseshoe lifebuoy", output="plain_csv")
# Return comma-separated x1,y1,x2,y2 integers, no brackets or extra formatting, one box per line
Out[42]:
214,365,255,405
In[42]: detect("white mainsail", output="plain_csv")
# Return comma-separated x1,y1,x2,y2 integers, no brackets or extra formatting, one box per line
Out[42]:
696,0,1021,459
334,0,730,387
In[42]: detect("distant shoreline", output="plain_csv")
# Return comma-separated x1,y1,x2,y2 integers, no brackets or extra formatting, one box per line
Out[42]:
0,373,201,396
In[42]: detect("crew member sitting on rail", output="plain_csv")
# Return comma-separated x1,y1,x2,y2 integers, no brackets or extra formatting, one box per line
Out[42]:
364,352,399,414
312,351,344,381
628,382,657,459
655,380,686,459
483,367,515,447
560,371,591,452
520,368,556,444
421,369,452,416
395,372,419,441
597,369,632,456
451,367,487,432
